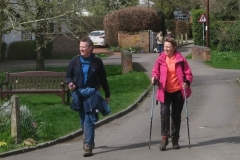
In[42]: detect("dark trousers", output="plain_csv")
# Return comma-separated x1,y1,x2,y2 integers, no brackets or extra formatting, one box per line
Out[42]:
157,44,163,52
160,90,184,138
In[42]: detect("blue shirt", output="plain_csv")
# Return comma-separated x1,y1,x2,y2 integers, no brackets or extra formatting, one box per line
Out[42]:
80,56,91,85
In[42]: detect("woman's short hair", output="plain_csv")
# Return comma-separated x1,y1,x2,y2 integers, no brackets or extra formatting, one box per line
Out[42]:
165,37,177,47
164,37,177,51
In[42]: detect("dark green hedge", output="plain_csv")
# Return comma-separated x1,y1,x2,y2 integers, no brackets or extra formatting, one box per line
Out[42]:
1,42,7,61
192,9,239,51
8,40,53,60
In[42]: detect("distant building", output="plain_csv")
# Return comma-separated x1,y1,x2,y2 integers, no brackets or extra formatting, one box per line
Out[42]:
138,0,154,8
174,11,191,22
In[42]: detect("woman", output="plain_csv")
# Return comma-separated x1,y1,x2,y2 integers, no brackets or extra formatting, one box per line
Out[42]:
151,38,193,151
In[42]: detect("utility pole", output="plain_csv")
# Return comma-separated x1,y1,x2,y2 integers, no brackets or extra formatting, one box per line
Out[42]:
0,0,4,62
206,0,210,47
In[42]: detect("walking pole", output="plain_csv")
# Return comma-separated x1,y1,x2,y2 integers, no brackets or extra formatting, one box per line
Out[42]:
183,88,191,149
149,76,158,149
149,83,155,149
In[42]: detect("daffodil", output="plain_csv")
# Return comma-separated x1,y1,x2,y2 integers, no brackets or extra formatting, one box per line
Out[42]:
0,142,7,146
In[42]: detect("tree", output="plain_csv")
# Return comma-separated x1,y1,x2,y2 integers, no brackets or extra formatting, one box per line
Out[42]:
150,0,202,19
85,0,138,16
151,0,239,20
1,0,81,70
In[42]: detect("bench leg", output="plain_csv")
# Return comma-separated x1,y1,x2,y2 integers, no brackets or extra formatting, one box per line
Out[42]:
67,91,70,104
62,94,65,104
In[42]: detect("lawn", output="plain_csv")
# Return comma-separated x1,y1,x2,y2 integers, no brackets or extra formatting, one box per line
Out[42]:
0,65,151,153
206,50,240,69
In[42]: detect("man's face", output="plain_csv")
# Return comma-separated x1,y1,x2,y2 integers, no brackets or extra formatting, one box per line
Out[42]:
79,41,92,58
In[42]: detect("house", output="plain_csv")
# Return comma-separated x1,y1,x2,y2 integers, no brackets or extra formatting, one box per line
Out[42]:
174,11,191,22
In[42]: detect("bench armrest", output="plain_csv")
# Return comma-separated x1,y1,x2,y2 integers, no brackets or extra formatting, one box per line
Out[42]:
0,81,8,90
61,81,68,90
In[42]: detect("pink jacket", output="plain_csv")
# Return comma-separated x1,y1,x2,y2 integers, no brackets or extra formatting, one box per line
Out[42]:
152,52,193,103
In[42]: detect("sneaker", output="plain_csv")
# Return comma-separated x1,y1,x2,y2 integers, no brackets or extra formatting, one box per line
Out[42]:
159,136,168,151
83,144,93,157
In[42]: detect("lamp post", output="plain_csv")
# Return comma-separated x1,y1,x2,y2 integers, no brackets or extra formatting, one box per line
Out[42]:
206,0,210,47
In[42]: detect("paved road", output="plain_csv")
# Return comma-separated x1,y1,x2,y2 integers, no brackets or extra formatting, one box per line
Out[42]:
2,44,240,160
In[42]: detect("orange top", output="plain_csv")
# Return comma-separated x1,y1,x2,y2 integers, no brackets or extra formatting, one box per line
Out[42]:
165,55,181,93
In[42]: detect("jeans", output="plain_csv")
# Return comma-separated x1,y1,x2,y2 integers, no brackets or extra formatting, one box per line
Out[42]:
157,44,163,52
79,109,99,146
160,90,184,138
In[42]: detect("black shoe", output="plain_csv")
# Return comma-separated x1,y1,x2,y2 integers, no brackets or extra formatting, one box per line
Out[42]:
172,137,180,149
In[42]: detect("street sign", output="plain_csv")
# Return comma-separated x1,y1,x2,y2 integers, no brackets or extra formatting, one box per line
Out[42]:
199,14,206,23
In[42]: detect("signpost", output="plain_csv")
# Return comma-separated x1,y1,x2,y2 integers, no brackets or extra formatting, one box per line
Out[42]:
198,14,206,46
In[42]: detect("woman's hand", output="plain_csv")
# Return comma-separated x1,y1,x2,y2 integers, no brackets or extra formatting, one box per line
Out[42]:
151,76,159,85
182,83,188,89
151,77,155,84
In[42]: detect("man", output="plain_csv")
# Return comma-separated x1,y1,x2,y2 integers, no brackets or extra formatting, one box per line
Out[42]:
66,37,110,157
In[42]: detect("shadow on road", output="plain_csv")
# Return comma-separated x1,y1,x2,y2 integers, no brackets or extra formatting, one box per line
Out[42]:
94,136,240,155
93,141,160,155
177,136,240,149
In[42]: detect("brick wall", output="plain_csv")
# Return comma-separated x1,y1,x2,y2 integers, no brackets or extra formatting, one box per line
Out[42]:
52,34,79,56
118,31,150,53
192,45,211,61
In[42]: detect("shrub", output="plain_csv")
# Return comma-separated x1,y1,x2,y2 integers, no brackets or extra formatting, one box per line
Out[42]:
8,40,53,60
1,42,7,62
191,9,205,46
217,20,240,51
104,6,162,46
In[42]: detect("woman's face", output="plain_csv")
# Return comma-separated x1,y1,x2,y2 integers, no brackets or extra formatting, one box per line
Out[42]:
164,41,176,57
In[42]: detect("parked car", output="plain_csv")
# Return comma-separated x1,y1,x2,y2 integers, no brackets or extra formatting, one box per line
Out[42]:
89,30,106,46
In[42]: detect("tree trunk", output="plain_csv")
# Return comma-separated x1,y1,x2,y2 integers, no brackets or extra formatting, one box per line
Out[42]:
0,1,4,62
35,34,45,71
238,0,240,14
0,35,3,62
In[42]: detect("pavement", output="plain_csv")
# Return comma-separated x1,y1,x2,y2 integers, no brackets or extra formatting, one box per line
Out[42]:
2,41,240,160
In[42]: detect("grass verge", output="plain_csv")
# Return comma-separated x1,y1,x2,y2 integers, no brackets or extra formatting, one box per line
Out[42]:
0,65,150,153
206,50,240,69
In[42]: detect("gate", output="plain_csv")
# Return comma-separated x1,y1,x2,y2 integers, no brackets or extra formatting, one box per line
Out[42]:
149,31,158,53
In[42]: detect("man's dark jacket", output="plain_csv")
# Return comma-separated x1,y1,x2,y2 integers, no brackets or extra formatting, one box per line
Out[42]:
66,54,110,98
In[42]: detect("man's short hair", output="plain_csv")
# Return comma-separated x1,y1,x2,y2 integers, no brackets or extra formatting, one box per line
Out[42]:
80,37,93,47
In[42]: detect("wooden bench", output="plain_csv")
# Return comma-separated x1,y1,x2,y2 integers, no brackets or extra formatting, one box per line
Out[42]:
0,71,70,104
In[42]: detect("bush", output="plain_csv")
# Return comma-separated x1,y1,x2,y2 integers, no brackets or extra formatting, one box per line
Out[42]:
8,40,53,60
191,9,205,46
217,20,240,51
104,6,162,46
1,42,7,62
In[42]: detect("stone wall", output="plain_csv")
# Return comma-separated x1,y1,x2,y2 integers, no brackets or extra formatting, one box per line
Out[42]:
118,31,150,53
192,45,211,61
52,34,79,56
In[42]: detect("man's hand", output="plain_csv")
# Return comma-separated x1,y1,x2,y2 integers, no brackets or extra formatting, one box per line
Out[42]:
68,82,76,90
105,97,110,103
